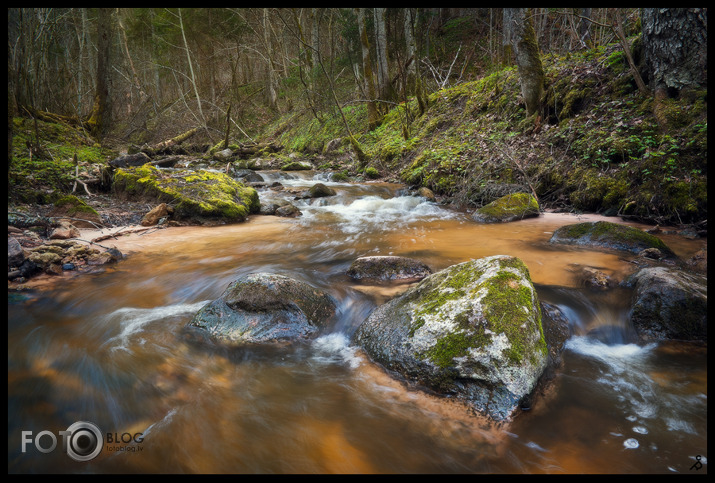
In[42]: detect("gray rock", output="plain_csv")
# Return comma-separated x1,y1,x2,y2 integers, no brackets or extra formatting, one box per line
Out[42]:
189,273,337,345
308,183,336,198
628,267,707,341
275,204,302,217
347,256,432,283
8,237,25,268
353,255,548,422
549,221,675,256
109,152,151,168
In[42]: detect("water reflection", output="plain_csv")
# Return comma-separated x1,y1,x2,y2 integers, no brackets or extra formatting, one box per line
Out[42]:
7,172,707,473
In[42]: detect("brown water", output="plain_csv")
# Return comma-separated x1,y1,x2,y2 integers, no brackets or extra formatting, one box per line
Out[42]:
8,171,707,474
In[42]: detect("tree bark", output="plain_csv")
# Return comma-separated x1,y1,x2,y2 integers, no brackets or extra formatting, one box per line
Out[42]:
262,8,278,111
373,8,394,105
142,127,200,156
357,8,380,130
86,8,113,137
641,8,707,96
503,8,544,117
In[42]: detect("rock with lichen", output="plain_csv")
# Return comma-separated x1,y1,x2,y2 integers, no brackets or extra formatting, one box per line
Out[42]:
353,255,548,422
472,192,540,223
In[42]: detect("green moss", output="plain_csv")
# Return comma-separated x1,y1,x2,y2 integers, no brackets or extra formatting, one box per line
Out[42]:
474,192,540,222
553,221,674,256
53,195,100,218
411,257,545,370
423,312,489,369
114,167,259,222
364,166,380,179
479,271,545,365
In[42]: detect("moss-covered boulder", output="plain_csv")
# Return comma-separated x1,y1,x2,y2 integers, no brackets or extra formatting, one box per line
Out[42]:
627,267,707,342
549,221,675,256
472,192,540,223
188,273,337,345
113,165,259,223
281,160,313,171
346,256,432,283
353,255,548,422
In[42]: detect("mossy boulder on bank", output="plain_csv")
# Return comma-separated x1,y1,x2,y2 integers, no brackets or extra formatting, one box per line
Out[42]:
472,193,540,223
549,221,675,256
353,255,548,422
113,165,259,223
188,273,337,345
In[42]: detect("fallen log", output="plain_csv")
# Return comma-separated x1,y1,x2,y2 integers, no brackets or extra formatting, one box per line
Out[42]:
141,127,200,156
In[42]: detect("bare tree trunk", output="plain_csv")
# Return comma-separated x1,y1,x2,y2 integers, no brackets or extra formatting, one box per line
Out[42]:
503,8,544,117
262,8,278,111
87,8,112,137
403,8,417,95
373,8,394,105
149,9,162,107
178,8,208,129
357,8,380,130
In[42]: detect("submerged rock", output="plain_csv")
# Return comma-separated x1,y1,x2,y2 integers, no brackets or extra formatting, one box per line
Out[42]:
353,255,548,422
188,273,337,345
627,267,707,342
549,221,675,256
347,256,432,283
472,192,540,223
307,183,337,198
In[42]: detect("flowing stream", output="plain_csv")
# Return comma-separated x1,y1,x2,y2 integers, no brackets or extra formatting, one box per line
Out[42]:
8,171,707,473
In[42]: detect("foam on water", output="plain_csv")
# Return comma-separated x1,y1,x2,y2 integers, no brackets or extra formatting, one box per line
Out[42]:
564,335,657,374
310,332,363,369
299,195,459,233
102,301,210,351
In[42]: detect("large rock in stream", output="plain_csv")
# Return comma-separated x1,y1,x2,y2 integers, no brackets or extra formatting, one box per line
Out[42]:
549,221,675,256
353,255,548,422
188,273,337,345
626,267,707,342
472,193,540,223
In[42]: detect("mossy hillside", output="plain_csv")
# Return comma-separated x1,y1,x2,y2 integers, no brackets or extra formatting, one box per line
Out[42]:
259,42,706,224
113,165,259,222
9,116,116,201
52,195,101,221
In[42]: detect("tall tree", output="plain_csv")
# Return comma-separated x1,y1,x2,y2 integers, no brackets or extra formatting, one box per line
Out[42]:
503,8,545,117
262,8,278,110
373,8,394,105
87,8,113,137
357,8,380,130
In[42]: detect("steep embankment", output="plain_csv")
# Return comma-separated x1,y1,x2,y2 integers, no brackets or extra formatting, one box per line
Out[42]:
263,43,707,226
